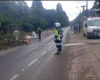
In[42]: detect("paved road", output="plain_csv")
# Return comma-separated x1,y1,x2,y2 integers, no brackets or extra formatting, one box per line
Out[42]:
0,27,69,80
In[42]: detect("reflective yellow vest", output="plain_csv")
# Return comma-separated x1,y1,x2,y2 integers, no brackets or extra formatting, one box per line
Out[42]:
55,29,60,40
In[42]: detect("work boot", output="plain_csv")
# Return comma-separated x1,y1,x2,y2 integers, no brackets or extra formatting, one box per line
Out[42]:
55,51,61,55
55,52,59,55
58,51,61,54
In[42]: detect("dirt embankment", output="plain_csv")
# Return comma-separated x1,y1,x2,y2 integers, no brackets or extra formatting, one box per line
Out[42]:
66,30,100,80
0,29,54,50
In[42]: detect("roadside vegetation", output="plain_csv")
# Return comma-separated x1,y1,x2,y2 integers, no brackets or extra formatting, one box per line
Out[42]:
0,1,70,49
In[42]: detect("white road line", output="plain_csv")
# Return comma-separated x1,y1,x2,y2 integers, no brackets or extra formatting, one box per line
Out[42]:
9,74,19,80
41,51,47,56
64,43,85,47
28,58,38,66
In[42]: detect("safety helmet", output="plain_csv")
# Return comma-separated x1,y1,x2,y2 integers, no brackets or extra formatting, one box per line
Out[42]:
55,22,61,28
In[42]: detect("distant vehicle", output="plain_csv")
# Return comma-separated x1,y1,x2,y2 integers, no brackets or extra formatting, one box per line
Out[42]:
83,17,100,38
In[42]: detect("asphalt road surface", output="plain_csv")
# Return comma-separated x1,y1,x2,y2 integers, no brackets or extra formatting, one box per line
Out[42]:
0,27,69,80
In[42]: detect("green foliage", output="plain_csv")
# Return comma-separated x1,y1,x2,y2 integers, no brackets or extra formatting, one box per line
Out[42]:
22,23,33,32
92,1,100,16
0,1,70,49
31,17,47,29
96,0,100,3
0,1,69,33
56,3,70,27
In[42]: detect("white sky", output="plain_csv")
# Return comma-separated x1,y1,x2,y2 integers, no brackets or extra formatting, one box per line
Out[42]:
26,1,94,21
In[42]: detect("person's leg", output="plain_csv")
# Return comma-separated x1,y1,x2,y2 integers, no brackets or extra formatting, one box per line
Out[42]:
40,34,41,39
55,45,61,55
38,34,40,39
55,45,59,55
76,28,77,32
74,27,76,33
58,45,62,53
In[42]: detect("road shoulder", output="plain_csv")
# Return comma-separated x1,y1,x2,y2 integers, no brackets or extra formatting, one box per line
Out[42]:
65,30,100,80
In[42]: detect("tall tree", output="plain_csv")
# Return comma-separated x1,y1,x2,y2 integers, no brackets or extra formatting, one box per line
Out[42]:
56,3,69,27
56,3,63,12
0,1,70,32
32,0,43,8
31,0,47,30
31,0,43,17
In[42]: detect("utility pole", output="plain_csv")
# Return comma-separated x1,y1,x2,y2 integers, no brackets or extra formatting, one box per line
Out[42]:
81,5,86,21
81,5,86,30
81,6,86,12
86,0,88,18
86,0,88,10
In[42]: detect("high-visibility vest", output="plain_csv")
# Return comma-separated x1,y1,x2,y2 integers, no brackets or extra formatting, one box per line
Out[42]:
55,29,60,40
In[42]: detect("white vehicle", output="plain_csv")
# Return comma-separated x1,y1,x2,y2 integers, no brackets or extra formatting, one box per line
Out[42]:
83,17,100,38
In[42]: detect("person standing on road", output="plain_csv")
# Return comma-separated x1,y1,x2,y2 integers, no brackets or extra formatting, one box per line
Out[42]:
73,24,77,33
76,24,80,33
73,25,76,33
37,27,42,40
79,24,81,32
71,25,74,33
54,22,63,55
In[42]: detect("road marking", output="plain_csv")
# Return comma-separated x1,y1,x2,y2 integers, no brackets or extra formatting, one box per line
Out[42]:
64,43,85,47
9,74,19,80
28,58,38,66
41,51,47,56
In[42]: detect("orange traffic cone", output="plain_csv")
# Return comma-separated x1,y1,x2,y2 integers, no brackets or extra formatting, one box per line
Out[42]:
26,35,30,45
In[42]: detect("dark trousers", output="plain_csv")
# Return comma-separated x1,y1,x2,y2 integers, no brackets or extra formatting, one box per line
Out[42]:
74,27,77,33
38,33,41,39
56,45,62,52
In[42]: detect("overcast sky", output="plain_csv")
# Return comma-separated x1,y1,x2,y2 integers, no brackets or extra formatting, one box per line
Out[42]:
26,1,94,21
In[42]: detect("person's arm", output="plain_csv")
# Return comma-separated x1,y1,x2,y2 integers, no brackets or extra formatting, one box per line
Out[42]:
54,35,58,42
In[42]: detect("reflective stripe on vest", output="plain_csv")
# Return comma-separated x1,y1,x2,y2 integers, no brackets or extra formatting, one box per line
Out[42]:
55,43,61,45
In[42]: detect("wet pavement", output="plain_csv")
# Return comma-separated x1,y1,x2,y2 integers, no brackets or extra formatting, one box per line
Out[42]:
0,27,69,80
1,28,100,80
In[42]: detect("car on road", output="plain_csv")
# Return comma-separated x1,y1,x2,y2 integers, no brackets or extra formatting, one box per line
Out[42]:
83,17,100,38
